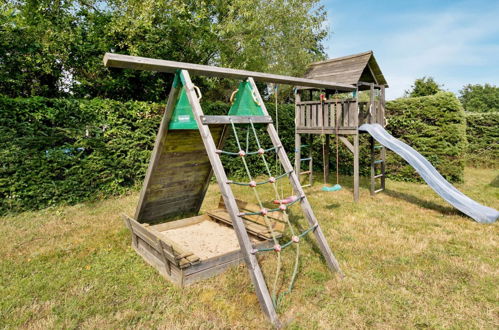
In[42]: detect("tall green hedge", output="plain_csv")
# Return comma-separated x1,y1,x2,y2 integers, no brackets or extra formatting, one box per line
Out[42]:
385,92,467,182
1,92,471,214
465,112,499,167
0,97,164,214
0,97,297,214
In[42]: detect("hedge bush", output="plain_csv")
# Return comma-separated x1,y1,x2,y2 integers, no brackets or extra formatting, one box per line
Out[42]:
0,97,165,214
1,92,471,214
0,97,298,214
385,92,467,182
465,112,499,167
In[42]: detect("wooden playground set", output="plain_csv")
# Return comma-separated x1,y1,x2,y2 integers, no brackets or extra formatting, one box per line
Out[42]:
103,51,498,326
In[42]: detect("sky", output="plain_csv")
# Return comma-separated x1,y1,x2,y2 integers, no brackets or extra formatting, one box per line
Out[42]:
322,0,499,99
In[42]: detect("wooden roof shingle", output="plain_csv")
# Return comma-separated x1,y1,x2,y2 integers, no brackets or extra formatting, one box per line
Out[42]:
304,51,388,87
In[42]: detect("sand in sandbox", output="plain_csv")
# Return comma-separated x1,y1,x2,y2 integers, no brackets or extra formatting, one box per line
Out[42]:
159,220,244,260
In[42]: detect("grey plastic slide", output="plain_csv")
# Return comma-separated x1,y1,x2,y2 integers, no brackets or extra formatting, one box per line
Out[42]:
359,123,498,224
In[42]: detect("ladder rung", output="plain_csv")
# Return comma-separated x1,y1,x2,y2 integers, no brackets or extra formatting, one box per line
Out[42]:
374,188,384,194
301,184,311,188
300,157,312,161
373,174,384,179
300,170,311,175
373,159,384,164
374,145,383,149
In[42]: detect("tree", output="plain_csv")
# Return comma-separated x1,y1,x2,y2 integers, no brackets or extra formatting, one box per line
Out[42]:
405,77,443,98
0,0,329,102
459,84,499,113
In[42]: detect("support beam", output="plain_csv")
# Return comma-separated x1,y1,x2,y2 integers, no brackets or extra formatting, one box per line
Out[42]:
353,133,360,202
103,53,355,92
370,137,375,195
338,136,354,153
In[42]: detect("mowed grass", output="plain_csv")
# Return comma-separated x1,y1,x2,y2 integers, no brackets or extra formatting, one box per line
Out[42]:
1,167,498,328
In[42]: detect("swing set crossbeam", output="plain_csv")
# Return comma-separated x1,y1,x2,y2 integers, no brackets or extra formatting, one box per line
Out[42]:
103,53,355,91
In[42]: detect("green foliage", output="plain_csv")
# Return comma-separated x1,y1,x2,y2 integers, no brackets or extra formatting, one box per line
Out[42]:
1,0,328,101
1,92,472,213
404,77,443,98
385,92,467,182
0,96,297,214
464,112,499,167
459,84,499,113
0,96,164,214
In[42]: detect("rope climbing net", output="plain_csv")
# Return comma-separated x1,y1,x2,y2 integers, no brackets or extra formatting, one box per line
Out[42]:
217,118,317,308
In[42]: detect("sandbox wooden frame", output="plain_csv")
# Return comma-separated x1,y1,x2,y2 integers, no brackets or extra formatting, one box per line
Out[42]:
104,54,344,326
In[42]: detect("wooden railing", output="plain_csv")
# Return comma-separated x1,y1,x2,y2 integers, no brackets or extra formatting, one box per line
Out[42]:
295,99,385,132
295,99,357,130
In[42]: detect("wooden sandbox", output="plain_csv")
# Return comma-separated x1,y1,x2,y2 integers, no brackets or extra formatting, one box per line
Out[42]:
123,199,283,286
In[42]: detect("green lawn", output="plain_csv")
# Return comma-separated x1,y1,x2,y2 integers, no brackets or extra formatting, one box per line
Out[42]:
1,167,498,328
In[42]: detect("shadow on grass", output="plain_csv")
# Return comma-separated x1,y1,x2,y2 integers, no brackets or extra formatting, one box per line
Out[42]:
489,174,499,188
383,188,460,216
287,209,328,267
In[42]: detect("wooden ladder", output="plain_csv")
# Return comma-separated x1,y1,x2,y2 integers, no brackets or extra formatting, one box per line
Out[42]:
370,137,386,195
178,70,341,326
298,139,313,188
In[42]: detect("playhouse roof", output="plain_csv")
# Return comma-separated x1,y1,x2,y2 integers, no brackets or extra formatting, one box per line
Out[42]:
303,51,388,88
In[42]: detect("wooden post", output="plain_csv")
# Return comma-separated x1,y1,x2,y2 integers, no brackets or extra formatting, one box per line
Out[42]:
353,133,360,202
353,86,360,202
248,77,343,276
308,134,314,186
370,136,375,196
381,144,386,190
135,84,180,220
180,71,279,325
369,83,375,124
380,85,386,126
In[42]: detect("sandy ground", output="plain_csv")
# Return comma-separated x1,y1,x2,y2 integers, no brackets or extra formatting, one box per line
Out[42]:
159,220,242,259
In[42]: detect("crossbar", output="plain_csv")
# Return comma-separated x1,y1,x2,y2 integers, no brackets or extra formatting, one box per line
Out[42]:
103,53,355,91
201,115,273,125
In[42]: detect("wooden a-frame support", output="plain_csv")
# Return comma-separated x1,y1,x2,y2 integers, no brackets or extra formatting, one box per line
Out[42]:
135,70,342,326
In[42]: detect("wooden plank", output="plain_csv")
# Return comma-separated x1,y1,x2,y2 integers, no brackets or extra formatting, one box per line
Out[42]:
149,214,209,231
300,105,305,127
180,70,279,325
135,84,180,220
312,103,317,128
194,125,229,213
103,53,355,91
295,128,358,135
248,77,343,277
201,115,273,125
339,136,354,153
